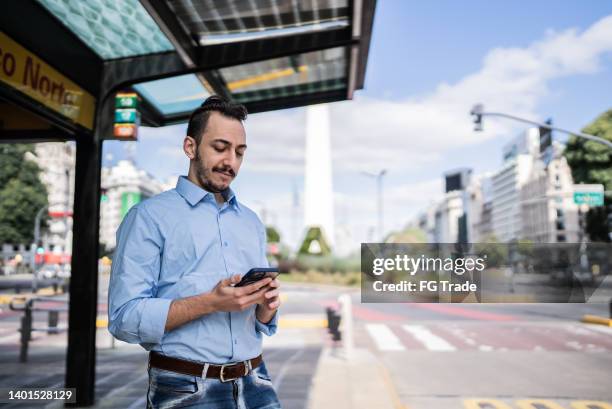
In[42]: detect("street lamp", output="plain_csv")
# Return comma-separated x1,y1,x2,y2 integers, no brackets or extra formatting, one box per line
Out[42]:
470,104,612,149
361,169,387,242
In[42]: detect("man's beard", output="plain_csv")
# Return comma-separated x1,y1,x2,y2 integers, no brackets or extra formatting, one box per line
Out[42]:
194,151,234,193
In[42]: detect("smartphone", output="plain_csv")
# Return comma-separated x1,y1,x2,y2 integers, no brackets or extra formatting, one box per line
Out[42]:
235,267,279,287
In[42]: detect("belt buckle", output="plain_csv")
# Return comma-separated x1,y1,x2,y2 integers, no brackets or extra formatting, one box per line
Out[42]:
219,362,248,383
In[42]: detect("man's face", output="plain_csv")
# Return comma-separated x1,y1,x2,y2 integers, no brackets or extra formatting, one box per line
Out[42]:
186,111,247,193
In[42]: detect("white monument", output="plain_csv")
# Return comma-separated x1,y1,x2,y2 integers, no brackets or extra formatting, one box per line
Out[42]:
303,104,335,249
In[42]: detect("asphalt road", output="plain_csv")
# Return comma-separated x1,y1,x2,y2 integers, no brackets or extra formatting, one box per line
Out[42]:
0,275,611,409
348,295,612,409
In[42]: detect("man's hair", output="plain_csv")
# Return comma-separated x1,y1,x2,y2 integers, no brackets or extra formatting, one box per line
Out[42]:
186,96,248,146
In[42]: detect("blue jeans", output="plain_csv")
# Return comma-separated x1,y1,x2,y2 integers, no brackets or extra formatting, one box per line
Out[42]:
146,361,282,409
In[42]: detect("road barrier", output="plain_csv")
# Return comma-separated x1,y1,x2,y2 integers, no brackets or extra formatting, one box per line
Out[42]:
9,296,68,362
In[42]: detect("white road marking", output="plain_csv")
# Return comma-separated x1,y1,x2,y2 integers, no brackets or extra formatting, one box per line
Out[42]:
402,325,457,351
582,323,612,336
273,348,305,390
365,324,405,351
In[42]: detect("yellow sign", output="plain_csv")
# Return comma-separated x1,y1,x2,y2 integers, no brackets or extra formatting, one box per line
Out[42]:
0,31,96,130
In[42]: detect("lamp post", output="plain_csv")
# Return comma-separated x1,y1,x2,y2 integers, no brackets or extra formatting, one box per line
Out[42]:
470,104,612,149
361,169,387,242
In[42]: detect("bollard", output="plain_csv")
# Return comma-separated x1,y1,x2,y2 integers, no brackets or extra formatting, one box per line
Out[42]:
326,307,342,341
19,307,32,363
48,310,59,334
329,312,341,336
325,307,334,333
609,298,612,319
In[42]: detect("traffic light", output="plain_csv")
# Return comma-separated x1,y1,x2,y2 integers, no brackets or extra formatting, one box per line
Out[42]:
539,118,553,153
470,104,483,131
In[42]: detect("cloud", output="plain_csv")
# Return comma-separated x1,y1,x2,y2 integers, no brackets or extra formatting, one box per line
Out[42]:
328,15,612,173
241,109,305,174
139,15,612,179
133,16,612,249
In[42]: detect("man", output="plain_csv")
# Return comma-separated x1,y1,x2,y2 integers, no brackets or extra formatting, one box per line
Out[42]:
108,96,282,409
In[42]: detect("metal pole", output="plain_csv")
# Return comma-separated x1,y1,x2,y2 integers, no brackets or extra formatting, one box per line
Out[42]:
33,206,47,246
475,109,612,149
65,130,102,407
32,205,47,293
19,301,32,363
64,168,71,260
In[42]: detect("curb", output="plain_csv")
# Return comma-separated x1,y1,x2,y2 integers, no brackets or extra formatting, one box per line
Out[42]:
279,280,360,292
0,287,59,305
581,314,612,326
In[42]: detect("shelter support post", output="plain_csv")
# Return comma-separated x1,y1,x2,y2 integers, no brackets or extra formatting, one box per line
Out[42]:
65,131,102,407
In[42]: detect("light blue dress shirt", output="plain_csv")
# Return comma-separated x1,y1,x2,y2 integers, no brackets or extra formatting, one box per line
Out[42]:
108,176,278,364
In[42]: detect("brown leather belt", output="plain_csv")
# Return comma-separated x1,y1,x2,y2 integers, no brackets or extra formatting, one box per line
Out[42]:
149,352,263,382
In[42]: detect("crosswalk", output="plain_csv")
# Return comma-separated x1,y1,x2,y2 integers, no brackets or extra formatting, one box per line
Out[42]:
365,323,405,351
359,322,612,353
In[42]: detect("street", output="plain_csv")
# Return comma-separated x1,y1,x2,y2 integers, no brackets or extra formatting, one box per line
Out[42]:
0,276,611,408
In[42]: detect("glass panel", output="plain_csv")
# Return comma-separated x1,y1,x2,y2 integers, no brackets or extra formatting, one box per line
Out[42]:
168,0,349,44
37,0,174,59
218,47,347,103
133,74,210,115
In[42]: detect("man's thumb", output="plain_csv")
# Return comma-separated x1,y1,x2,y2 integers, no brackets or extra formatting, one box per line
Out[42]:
220,274,240,287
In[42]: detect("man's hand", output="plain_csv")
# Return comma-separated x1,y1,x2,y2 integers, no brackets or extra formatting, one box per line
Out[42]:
164,275,276,333
256,278,281,324
210,274,273,312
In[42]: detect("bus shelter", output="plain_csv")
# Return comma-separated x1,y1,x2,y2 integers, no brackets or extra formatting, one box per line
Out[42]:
0,0,375,405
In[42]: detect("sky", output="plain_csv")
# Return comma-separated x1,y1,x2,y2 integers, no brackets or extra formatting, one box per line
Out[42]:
104,1,612,254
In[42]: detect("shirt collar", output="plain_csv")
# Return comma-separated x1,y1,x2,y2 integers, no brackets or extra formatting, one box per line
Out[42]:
176,176,240,211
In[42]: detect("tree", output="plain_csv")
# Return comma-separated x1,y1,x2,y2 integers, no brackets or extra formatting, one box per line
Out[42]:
385,226,427,243
563,110,612,242
0,145,49,245
298,226,331,256
266,226,281,243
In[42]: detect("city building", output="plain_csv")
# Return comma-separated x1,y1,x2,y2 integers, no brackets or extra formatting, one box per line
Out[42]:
32,142,76,255
424,127,581,245
490,129,538,242
416,206,437,243
520,143,580,243
432,190,464,243
490,154,534,242
429,169,473,244
466,173,494,242
99,160,165,250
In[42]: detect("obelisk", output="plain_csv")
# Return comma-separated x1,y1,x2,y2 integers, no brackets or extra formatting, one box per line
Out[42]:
303,104,335,249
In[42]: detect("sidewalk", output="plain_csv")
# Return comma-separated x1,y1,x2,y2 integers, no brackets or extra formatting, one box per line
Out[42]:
308,346,400,409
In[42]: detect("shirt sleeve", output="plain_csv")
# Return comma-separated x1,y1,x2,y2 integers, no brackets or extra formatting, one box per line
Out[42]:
108,205,171,345
254,219,279,336
255,310,278,336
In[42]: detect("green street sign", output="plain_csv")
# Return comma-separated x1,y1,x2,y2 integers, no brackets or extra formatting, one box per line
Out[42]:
573,192,604,206
121,192,142,219
115,108,138,123
115,93,138,109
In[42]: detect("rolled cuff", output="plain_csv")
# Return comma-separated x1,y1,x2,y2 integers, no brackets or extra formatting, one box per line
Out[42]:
255,310,278,336
138,298,172,344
